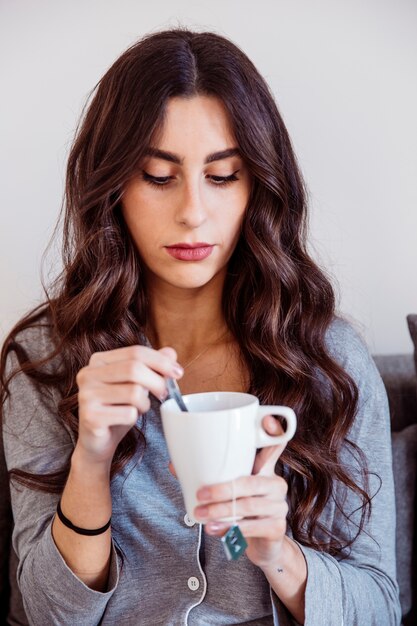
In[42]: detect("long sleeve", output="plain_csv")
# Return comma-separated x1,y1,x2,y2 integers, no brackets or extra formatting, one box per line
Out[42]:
271,319,401,626
2,330,120,626
3,320,402,625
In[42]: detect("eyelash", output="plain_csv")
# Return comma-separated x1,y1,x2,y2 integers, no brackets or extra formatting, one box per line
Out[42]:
141,170,240,190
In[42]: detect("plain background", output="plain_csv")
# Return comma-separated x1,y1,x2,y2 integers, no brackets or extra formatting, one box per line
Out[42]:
1,0,416,354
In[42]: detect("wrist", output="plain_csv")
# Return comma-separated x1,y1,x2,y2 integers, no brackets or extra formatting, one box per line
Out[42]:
59,448,113,531
71,445,112,479
260,536,307,624
259,536,300,575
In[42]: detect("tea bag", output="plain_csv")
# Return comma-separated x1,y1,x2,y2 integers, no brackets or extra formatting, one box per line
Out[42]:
221,480,248,561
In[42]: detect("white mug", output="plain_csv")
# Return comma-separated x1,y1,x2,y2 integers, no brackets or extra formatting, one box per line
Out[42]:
160,391,296,522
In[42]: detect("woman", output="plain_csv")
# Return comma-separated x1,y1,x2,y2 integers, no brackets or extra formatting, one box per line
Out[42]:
1,28,400,625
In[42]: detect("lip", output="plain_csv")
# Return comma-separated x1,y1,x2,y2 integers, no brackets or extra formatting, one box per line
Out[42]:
165,243,214,261
167,242,212,248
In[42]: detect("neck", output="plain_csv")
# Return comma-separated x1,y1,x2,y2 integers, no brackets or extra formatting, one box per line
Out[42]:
145,274,230,363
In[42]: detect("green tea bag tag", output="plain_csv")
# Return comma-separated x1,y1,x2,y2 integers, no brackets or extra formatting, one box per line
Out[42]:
221,479,247,561
221,524,248,561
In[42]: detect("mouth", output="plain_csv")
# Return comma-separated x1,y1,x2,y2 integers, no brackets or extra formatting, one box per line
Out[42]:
165,243,215,261
167,242,213,248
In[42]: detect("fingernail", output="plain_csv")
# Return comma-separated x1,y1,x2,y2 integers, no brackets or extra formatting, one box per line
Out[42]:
195,506,208,518
172,364,184,377
206,523,223,532
197,487,210,501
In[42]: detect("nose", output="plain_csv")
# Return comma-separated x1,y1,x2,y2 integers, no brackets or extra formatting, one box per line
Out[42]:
174,179,208,229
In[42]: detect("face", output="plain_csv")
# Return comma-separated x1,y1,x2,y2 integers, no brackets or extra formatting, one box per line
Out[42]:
121,95,252,292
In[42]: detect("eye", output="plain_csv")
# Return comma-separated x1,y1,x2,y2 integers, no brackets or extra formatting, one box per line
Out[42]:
141,169,241,190
208,170,240,187
142,171,172,189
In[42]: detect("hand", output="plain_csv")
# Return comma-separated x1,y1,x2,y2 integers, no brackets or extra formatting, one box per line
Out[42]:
193,415,289,569
75,345,183,465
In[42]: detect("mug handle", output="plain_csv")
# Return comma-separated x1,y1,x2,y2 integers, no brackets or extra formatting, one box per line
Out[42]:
255,406,297,447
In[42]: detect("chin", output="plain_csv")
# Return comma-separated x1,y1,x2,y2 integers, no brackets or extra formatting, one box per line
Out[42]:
158,265,224,290
169,275,217,290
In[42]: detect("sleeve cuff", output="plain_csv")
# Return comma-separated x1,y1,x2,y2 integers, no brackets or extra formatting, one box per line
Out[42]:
295,542,343,626
269,541,343,626
28,521,120,612
270,587,302,626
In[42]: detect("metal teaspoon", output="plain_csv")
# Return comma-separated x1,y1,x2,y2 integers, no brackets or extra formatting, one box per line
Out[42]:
165,377,188,412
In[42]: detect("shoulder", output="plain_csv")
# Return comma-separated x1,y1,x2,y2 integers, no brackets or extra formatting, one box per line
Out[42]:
5,308,57,372
325,317,373,372
324,316,386,401
13,312,55,355
2,310,72,445
3,308,62,413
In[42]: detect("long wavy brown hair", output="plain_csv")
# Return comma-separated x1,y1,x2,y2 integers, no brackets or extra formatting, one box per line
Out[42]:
1,27,372,556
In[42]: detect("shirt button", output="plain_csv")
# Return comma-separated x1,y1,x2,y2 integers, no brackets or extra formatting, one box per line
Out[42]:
187,576,200,591
184,513,196,527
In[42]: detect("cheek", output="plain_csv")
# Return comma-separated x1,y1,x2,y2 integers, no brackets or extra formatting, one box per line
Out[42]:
121,193,161,237
216,214,245,256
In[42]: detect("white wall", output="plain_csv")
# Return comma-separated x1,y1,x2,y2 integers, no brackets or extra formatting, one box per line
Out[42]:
1,0,416,354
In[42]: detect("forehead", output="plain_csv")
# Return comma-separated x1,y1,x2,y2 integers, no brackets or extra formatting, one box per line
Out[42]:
152,95,237,154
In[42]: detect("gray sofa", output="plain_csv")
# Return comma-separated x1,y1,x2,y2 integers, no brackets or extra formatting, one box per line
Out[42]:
373,349,417,626
1,316,417,625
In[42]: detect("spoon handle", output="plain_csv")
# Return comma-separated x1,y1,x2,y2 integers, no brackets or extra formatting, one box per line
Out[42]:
166,378,188,412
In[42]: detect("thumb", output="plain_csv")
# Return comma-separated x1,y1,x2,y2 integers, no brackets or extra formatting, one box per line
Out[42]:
253,415,287,476
159,346,178,363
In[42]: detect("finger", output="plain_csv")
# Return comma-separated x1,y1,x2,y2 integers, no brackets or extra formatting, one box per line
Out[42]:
262,414,284,436
252,442,286,476
93,404,140,421
168,461,177,478
159,347,178,361
89,345,152,365
80,404,142,434
79,383,151,412
78,358,183,401
252,415,287,476
237,515,287,541
205,516,287,541
195,495,288,523
204,514,287,539
196,475,287,504
89,345,181,376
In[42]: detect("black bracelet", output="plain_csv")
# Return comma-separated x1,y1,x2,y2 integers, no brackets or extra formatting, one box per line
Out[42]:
56,500,111,536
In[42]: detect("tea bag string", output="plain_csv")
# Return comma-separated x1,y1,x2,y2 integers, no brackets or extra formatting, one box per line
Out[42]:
220,417,248,561
231,478,237,524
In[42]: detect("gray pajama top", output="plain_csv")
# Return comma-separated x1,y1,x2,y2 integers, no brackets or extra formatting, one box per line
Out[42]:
2,318,401,625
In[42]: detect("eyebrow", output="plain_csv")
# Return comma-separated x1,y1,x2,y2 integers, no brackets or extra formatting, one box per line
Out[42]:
144,147,241,165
